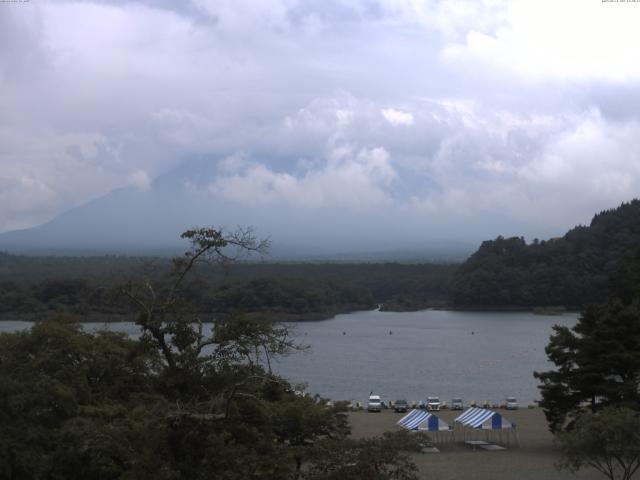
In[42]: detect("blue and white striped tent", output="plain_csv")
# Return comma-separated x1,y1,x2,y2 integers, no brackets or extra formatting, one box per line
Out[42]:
454,407,520,447
454,407,512,430
397,409,452,432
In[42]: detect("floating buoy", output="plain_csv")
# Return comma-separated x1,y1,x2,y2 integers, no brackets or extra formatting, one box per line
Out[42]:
389,330,393,335
342,331,346,335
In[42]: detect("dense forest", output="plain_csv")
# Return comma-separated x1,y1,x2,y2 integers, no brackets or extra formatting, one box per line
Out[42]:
2,199,640,319
0,254,456,321
451,200,640,308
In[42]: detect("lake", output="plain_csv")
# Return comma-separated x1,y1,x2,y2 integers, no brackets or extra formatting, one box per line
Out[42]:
275,309,577,406
0,309,577,407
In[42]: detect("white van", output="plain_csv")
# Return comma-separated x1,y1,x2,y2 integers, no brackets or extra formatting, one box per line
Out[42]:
367,395,382,412
427,396,441,411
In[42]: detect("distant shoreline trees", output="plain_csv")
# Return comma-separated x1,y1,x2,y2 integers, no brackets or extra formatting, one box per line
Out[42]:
3,199,640,319
0,254,453,321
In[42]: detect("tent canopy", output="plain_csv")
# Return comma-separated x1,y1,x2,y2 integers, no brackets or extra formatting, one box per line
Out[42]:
454,407,512,430
397,409,451,432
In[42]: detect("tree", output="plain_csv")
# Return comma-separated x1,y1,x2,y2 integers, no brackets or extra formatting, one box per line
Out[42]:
0,318,166,480
534,253,640,433
304,431,428,480
0,226,426,480
452,200,640,308
556,407,640,480
535,299,640,432
119,226,272,373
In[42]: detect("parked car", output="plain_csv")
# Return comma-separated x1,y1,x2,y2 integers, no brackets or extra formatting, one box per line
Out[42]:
426,396,441,411
367,395,382,412
394,399,409,413
451,398,464,410
506,396,519,410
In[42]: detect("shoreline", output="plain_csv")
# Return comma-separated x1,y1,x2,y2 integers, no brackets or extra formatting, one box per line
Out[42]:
0,305,580,323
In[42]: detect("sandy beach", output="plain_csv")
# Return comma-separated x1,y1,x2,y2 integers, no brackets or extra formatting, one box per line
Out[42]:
349,408,605,480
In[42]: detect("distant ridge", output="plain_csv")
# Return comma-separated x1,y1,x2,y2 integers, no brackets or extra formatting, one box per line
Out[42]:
0,156,263,255
451,199,640,308
0,156,474,261
0,185,188,253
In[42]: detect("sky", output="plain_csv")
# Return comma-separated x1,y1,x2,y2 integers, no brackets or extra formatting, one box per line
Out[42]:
2,0,640,250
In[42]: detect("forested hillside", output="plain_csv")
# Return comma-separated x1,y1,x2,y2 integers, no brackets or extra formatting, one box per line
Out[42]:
451,200,640,308
0,255,456,320
3,200,639,317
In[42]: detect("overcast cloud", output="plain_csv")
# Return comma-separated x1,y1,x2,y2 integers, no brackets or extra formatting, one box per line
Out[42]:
2,0,640,246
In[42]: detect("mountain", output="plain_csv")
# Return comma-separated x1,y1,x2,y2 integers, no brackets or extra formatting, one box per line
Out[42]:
451,199,640,308
0,157,233,254
0,157,475,260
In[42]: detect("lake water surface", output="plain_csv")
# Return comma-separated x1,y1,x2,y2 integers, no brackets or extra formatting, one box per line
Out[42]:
275,309,577,406
0,309,577,407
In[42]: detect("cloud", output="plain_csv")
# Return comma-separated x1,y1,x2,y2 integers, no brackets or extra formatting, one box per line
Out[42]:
1,0,640,245
128,170,152,191
191,0,299,31
381,108,414,126
378,0,510,39
443,0,640,82
210,145,396,210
